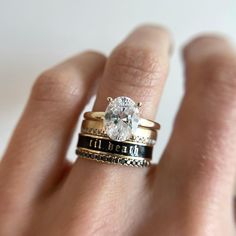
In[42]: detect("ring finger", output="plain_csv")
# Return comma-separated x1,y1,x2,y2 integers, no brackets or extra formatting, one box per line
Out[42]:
62,25,172,231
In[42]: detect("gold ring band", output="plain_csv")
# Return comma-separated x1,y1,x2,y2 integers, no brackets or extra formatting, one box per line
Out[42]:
81,119,157,145
75,96,161,168
76,147,151,167
77,133,153,159
80,133,154,146
84,112,161,130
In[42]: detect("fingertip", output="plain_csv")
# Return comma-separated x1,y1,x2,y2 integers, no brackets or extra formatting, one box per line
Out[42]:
124,23,174,55
182,34,235,63
80,50,107,64
133,23,171,37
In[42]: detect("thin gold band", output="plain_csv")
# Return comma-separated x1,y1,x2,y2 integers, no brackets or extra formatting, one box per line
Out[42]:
83,112,161,130
76,147,151,167
78,147,151,160
80,133,154,146
81,119,157,145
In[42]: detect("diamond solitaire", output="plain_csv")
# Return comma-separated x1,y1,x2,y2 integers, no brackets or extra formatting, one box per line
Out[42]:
104,96,140,141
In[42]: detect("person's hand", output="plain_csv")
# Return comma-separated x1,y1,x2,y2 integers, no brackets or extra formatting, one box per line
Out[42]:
0,25,236,236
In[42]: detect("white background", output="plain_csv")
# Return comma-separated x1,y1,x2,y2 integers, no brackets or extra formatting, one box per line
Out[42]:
0,0,236,161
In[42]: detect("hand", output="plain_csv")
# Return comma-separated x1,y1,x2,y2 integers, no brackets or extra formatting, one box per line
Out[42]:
0,25,235,236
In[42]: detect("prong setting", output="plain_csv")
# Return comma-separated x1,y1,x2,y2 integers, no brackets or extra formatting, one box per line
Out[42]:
107,97,113,103
137,102,142,108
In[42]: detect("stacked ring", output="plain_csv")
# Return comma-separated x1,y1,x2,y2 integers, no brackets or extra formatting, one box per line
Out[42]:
81,119,157,145
75,96,160,167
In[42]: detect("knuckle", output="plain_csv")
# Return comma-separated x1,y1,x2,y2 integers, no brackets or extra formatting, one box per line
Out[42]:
108,45,167,88
32,70,81,103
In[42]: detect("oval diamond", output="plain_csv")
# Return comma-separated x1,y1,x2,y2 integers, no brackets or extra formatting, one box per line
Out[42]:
104,97,140,141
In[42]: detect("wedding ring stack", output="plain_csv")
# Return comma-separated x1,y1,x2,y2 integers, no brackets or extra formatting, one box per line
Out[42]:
76,96,160,167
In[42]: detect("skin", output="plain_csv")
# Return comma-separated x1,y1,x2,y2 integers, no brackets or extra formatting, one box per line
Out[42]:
0,25,236,236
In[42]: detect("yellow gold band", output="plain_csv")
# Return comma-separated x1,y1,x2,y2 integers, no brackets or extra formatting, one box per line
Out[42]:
84,112,161,130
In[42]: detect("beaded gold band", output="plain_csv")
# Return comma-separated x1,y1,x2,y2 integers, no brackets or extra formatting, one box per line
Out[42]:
81,127,156,146
81,119,157,146
76,147,150,167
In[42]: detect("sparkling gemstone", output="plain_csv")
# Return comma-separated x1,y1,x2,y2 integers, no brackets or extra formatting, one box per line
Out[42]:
104,96,140,141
